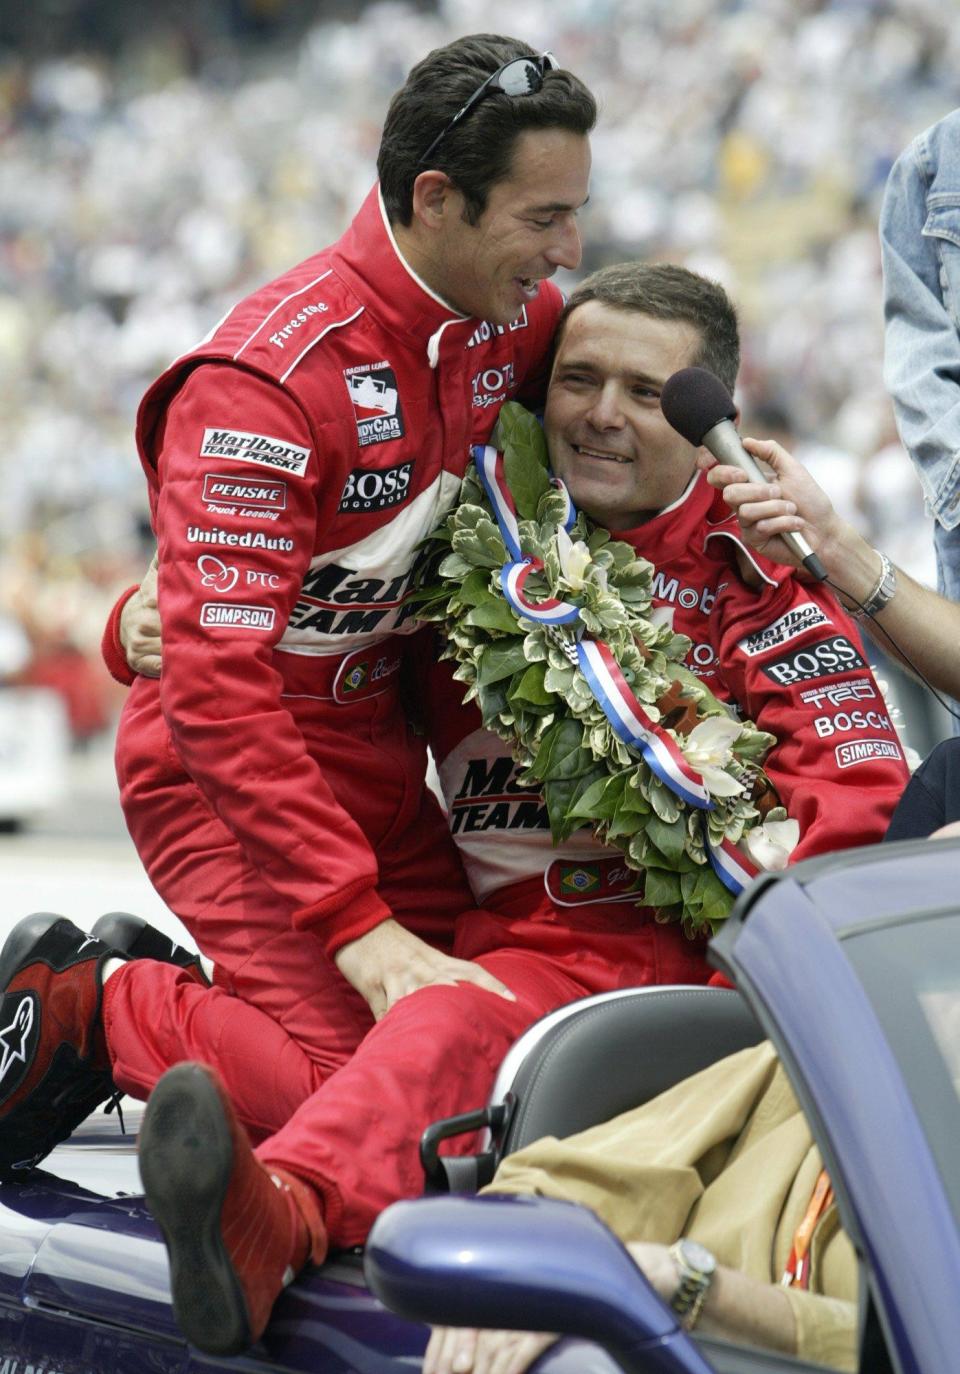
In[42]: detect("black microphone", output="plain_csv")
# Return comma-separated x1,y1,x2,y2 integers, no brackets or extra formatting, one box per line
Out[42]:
659,366,827,582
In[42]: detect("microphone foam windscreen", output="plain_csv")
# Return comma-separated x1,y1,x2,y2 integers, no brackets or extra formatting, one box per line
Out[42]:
659,367,736,446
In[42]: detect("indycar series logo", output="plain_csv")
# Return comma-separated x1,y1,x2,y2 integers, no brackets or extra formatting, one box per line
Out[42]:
343,362,405,447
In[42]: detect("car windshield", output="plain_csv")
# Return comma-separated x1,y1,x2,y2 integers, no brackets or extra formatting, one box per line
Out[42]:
842,910,960,1221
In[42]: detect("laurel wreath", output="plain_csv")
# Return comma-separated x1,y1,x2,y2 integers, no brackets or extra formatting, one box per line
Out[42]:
414,403,782,935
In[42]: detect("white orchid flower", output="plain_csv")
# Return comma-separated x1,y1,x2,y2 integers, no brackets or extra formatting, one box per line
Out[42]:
681,714,745,797
741,817,800,872
556,525,593,591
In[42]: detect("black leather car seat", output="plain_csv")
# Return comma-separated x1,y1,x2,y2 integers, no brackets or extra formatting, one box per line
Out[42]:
421,985,763,1193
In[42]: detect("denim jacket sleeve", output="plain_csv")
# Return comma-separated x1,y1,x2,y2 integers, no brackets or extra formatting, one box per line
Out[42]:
880,110,960,531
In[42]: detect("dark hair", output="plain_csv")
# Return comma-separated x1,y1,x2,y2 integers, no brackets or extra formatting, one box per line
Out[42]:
556,262,741,395
378,34,596,227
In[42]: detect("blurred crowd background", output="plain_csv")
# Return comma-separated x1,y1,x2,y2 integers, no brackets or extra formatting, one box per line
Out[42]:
1,0,957,755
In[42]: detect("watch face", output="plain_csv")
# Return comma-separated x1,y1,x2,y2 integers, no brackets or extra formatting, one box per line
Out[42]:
679,1239,716,1277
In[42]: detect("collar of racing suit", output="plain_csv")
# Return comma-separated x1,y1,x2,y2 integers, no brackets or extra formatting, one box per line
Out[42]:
613,470,783,587
329,184,477,368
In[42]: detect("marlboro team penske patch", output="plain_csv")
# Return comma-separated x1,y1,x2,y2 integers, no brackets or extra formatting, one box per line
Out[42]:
200,428,310,477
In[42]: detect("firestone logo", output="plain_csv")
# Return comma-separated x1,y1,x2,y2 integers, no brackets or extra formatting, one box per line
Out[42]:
269,300,329,348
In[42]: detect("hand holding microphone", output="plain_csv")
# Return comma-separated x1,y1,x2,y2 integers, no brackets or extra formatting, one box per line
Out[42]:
659,367,828,582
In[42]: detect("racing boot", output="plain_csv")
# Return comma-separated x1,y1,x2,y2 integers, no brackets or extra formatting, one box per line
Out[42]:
139,1061,327,1355
90,912,210,985
0,912,124,1178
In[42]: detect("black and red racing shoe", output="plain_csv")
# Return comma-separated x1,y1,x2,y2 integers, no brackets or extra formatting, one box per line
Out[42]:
0,912,123,1179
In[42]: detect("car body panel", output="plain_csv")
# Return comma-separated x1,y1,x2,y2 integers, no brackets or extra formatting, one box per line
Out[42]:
1,838,959,1372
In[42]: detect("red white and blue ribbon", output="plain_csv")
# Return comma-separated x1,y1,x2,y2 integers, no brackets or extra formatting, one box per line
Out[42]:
500,558,581,626
576,639,712,810
704,829,760,894
474,445,523,561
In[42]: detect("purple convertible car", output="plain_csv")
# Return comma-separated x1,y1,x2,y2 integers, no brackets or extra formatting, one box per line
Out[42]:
1,836,958,1374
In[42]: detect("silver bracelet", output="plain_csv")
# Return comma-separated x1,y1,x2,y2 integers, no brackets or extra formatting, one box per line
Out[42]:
851,550,897,620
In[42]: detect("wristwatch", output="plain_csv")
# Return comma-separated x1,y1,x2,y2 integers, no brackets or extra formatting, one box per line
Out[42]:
851,550,897,620
668,1238,716,1331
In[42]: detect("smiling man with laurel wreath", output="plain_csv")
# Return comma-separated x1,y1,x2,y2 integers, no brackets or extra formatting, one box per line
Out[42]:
416,262,909,965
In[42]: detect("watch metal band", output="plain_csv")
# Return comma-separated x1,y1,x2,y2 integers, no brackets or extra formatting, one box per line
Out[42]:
668,1238,715,1331
852,550,896,620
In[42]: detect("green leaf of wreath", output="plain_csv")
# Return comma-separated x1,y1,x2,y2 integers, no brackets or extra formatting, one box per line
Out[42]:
466,600,523,634
530,718,591,782
457,569,499,608
477,640,529,686
645,813,687,865
490,405,551,519
569,772,626,822
509,663,555,706
643,867,683,908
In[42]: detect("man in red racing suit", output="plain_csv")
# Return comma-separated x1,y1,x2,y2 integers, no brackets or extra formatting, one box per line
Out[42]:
100,37,595,1060
12,263,908,1355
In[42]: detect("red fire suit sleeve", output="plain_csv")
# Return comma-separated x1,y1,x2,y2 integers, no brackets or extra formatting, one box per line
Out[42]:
710,571,910,862
153,363,392,953
101,585,139,686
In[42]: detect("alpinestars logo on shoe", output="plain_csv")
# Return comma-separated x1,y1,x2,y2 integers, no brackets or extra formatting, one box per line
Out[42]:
344,362,405,447
0,992,38,1095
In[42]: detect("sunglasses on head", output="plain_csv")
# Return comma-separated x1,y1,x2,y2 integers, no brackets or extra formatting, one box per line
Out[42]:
419,51,559,168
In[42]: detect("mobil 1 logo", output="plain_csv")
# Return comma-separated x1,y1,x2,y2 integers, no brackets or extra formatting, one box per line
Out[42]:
760,635,865,687
344,362,405,447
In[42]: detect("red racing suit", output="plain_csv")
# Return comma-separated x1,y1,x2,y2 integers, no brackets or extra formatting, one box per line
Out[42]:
100,469,909,1250
428,470,911,925
108,184,563,1058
